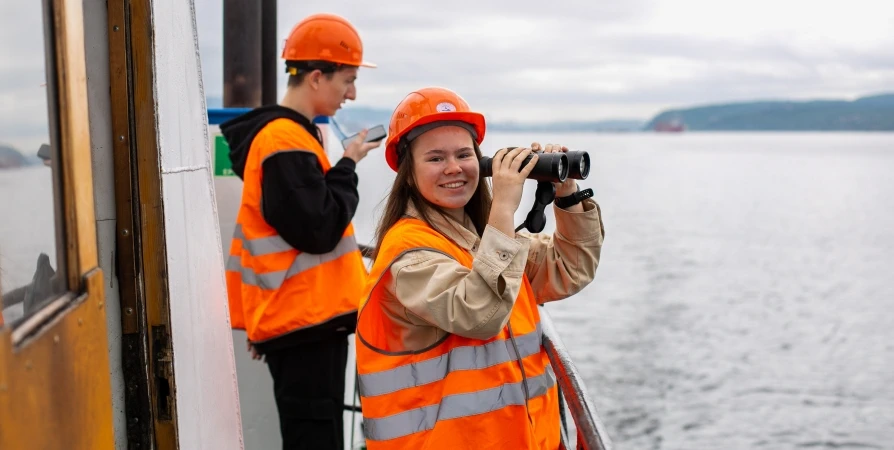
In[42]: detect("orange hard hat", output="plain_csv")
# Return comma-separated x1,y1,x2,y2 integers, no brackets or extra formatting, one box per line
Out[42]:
281,13,376,68
385,87,486,172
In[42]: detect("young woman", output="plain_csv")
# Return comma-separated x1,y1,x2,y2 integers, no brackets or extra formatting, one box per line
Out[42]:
355,87,605,449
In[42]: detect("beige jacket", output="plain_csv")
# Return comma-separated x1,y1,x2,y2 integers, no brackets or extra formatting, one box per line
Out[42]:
374,197,604,352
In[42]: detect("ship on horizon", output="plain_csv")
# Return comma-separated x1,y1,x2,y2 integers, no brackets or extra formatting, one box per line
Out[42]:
653,117,686,132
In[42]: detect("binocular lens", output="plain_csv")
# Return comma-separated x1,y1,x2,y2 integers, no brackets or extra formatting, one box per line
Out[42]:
479,149,590,182
566,151,590,180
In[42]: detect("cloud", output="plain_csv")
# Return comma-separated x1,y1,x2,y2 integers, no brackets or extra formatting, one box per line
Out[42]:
2,0,893,145
0,2,51,150
193,0,894,121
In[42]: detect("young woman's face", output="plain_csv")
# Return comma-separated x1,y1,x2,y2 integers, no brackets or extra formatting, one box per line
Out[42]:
410,126,480,213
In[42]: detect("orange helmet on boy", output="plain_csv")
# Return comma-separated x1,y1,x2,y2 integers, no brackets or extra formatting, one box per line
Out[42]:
282,13,376,68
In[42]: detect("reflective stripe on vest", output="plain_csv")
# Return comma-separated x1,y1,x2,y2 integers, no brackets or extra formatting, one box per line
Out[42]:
363,365,557,442
358,323,544,398
227,226,359,290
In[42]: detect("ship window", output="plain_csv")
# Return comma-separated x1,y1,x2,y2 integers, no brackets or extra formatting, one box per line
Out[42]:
0,0,69,328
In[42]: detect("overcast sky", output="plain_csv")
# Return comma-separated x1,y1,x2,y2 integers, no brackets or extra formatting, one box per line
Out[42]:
193,0,894,122
2,0,893,153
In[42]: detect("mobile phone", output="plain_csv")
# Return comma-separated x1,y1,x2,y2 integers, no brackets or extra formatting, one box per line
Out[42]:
341,124,386,148
37,144,51,161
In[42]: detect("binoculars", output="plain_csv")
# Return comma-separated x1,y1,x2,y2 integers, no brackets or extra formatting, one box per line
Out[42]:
479,148,590,182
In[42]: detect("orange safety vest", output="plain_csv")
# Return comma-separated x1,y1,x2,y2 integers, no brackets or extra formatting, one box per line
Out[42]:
225,118,367,343
356,218,560,449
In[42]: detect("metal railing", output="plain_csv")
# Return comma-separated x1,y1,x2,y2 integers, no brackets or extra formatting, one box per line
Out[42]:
540,308,613,450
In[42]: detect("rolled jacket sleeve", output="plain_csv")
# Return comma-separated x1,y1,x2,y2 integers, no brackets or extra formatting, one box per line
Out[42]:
522,198,604,303
388,225,530,340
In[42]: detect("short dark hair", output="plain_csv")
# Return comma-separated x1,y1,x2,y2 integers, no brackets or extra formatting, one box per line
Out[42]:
285,60,356,87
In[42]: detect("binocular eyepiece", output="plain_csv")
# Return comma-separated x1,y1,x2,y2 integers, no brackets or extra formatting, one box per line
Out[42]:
479,148,590,182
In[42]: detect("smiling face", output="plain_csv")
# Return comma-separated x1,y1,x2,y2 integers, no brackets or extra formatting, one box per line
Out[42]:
410,125,480,216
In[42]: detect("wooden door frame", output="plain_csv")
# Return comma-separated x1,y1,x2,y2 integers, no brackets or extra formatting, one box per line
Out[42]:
107,0,179,448
0,0,114,447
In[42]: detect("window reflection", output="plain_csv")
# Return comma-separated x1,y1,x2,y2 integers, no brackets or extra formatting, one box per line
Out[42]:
0,0,67,327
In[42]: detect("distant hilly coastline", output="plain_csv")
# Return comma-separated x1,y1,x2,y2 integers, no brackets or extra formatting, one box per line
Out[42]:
645,93,894,131
7,92,889,169
328,92,894,133
0,145,40,169
210,92,894,132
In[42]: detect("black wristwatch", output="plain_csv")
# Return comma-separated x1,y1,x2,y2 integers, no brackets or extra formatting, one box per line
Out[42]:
554,187,594,209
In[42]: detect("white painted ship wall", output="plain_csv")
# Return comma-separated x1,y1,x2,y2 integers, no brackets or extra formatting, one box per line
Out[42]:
151,0,244,448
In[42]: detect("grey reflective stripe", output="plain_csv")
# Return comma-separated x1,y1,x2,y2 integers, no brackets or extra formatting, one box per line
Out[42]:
232,225,293,257
359,324,543,397
225,256,241,272
363,365,556,442
226,234,359,290
528,362,557,399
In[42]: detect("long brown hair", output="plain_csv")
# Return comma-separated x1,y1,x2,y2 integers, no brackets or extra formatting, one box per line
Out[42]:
372,137,492,260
